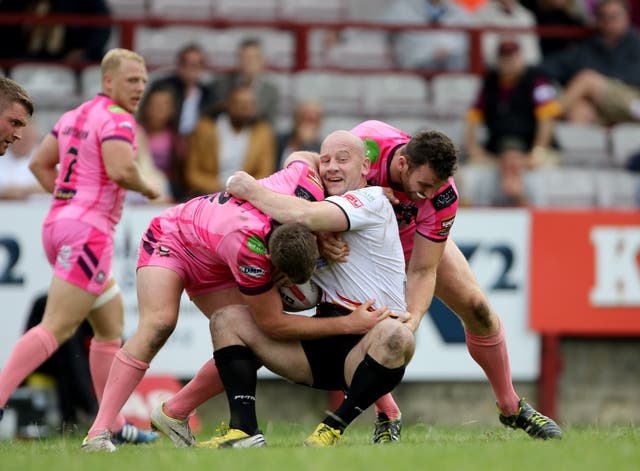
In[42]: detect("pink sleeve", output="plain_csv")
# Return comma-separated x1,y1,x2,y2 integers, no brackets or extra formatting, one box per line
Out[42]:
100,110,137,148
416,179,458,242
220,229,274,295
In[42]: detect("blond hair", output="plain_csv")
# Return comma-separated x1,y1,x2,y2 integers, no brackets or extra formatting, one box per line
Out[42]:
101,48,145,76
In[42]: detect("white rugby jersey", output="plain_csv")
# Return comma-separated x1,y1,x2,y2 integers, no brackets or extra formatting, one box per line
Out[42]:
312,186,407,315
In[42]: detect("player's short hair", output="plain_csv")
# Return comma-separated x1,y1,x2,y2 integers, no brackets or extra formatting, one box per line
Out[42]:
0,76,34,116
269,223,318,284
101,48,145,76
402,129,458,181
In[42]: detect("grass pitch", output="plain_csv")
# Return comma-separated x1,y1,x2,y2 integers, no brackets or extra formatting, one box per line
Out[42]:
1,422,639,471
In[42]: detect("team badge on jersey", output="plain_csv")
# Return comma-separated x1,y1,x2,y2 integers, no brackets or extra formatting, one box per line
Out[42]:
295,186,317,201
438,215,456,237
240,265,266,278
306,169,323,191
247,235,267,255
363,138,381,164
343,193,363,208
108,105,128,114
432,185,457,211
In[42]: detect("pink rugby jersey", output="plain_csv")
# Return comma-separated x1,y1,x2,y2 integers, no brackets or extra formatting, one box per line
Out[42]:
351,120,458,261
150,160,324,295
45,94,138,235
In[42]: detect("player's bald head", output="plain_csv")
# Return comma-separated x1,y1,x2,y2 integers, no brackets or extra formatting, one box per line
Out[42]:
321,130,365,159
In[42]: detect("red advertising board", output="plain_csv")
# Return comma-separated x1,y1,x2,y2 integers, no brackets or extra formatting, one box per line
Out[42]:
530,211,640,335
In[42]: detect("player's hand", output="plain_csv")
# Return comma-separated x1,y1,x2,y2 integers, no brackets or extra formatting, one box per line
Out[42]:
271,267,289,288
142,184,161,200
226,171,257,199
382,187,400,205
392,311,413,324
347,299,390,334
318,232,349,262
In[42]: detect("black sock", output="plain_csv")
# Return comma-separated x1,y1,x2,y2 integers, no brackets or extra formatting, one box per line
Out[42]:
324,354,405,431
213,345,260,435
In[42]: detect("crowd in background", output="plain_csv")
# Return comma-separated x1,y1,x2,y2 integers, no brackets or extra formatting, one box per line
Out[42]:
0,0,639,207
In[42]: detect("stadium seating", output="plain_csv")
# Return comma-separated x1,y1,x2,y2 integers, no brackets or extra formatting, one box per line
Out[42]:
430,73,481,118
609,122,640,168
320,115,368,139
149,0,213,18
214,0,278,20
321,31,392,70
553,122,610,167
595,169,640,208
80,65,103,102
135,26,212,67
107,0,147,17
279,0,346,22
293,71,362,115
361,73,428,116
10,64,78,109
527,167,597,207
346,0,389,21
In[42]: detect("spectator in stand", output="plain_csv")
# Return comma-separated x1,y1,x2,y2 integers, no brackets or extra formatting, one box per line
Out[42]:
136,86,183,201
147,43,216,137
0,0,112,63
379,0,476,71
462,37,562,206
476,0,542,66
521,0,588,57
211,38,280,125
275,99,323,169
183,84,275,198
0,120,46,200
541,0,640,124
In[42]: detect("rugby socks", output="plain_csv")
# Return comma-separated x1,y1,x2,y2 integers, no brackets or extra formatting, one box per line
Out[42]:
465,320,520,415
214,345,260,435
0,325,58,407
163,358,224,420
374,393,401,421
89,338,126,431
325,354,405,431
87,349,149,439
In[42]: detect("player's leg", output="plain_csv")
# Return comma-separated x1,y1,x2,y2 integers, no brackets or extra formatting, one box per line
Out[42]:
305,319,414,447
83,266,183,449
0,276,96,409
198,304,309,448
87,279,157,445
151,287,245,447
435,239,562,439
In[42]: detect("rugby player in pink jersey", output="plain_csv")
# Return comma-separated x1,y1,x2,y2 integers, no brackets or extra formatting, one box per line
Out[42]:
339,120,561,440
82,152,389,451
0,76,33,156
0,49,160,444
191,130,414,448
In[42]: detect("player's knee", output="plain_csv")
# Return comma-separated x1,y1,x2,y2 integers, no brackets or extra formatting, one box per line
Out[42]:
464,291,495,330
378,320,415,359
146,319,176,352
210,305,235,331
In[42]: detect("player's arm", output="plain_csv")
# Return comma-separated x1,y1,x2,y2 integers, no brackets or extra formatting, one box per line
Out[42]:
102,139,160,199
29,134,60,193
242,288,389,341
228,171,349,232
404,234,446,333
